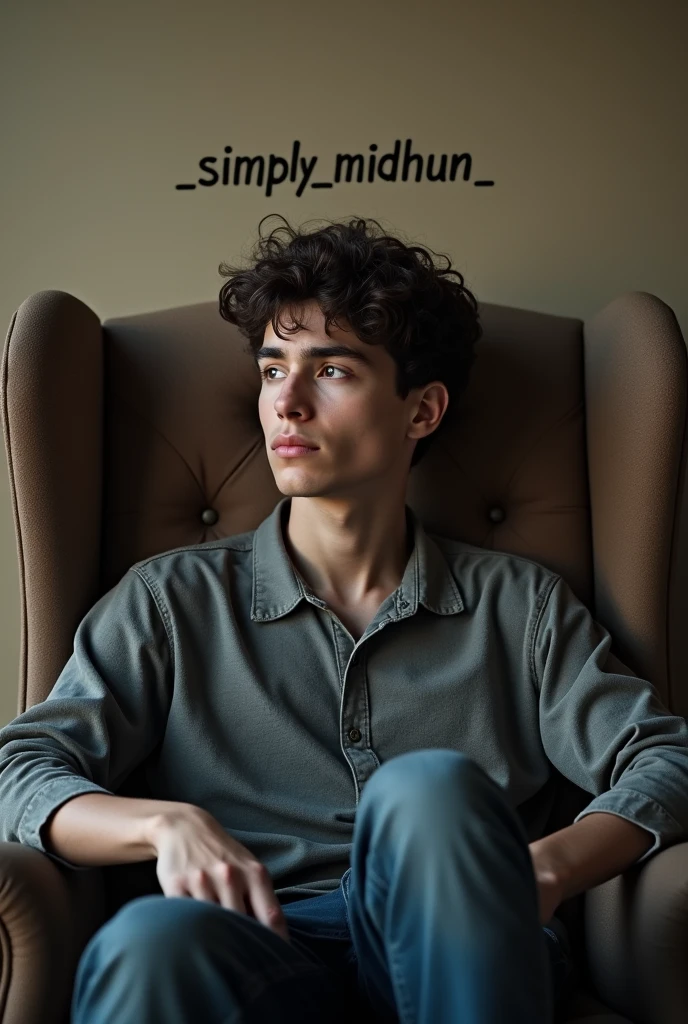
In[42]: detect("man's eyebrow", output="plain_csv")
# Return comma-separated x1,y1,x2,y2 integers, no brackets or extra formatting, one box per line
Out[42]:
254,344,374,366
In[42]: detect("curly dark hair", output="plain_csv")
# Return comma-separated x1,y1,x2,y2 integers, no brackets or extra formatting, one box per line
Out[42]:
218,214,482,468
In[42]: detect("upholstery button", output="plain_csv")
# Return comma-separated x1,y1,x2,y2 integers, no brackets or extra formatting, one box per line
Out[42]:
201,508,219,525
488,506,505,523
348,727,362,743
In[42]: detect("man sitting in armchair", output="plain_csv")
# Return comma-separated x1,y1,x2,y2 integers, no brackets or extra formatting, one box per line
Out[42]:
1,214,687,1024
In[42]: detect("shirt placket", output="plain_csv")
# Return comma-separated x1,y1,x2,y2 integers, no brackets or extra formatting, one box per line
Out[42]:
337,605,402,803
301,585,407,803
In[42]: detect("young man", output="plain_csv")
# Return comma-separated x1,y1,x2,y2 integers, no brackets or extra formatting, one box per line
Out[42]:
1,215,688,1024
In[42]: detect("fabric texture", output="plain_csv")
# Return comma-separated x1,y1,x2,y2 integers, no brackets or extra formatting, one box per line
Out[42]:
72,749,577,1023
1,496,688,909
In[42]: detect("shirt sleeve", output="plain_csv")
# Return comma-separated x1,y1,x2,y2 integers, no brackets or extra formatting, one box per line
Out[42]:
0,567,173,871
533,573,688,866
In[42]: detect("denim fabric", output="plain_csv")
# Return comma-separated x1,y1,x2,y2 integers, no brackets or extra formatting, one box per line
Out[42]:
72,750,578,1024
1,494,687,905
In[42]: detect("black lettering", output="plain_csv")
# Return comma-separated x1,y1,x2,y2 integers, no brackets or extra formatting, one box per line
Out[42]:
427,154,447,182
233,155,265,186
266,155,289,197
377,140,401,181
402,139,423,182
198,156,219,186
335,153,365,183
450,153,472,181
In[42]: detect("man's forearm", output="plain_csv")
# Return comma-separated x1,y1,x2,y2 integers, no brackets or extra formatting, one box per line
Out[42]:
42,792,189,867
529,811,655,903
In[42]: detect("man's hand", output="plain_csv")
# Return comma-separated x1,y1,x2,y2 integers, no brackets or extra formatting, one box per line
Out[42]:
529,844,568,926
148,803,291,944
528,813,655,927
532,865,567,926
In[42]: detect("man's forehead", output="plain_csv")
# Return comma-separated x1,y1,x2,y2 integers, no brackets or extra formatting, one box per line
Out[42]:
264,302,353,340
256,296,398,372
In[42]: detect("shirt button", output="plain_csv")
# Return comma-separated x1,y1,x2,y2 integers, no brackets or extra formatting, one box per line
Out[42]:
201,508,219,525
348,727,362,743
400,598,409,609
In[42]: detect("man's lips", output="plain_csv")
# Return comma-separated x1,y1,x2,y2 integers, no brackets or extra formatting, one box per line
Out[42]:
273,444,320,456
271,436,320,450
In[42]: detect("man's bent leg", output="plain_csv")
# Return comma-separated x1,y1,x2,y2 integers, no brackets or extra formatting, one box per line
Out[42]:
344,748,554,1024
71,892,353,1024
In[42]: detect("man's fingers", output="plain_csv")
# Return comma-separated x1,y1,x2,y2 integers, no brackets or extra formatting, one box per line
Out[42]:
187,865,247,915
211,862,251,914
186,867,220,904
246,864,291,943
178,862,288,943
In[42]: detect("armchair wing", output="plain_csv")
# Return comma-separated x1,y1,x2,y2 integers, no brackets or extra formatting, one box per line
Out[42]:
585,840,688,1024
0,844,105,1024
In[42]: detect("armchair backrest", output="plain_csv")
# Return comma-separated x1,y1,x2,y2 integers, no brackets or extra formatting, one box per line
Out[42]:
2,288,686,727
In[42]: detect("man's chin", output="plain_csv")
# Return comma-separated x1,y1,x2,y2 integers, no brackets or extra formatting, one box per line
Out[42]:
276,482,326,498
273,473,345,499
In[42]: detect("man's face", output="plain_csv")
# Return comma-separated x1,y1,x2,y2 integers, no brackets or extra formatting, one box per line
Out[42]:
256,299,423,499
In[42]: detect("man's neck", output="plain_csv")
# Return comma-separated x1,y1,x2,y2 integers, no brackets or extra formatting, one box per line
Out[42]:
281,495,413,609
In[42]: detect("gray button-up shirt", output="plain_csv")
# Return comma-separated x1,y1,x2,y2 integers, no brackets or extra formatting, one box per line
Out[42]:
2,496,688,903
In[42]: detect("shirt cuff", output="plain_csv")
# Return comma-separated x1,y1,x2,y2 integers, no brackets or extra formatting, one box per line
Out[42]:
573,787,684,866
18,775,114,872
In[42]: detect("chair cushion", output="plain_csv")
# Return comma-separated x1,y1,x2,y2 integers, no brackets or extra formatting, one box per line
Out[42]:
560,985,633,1023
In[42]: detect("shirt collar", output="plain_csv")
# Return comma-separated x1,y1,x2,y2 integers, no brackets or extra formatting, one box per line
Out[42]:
251,497,464,623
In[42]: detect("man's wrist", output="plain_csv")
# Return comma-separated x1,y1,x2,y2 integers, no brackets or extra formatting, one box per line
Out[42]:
144,802,198,854
529,842,572,898
529,812,655,903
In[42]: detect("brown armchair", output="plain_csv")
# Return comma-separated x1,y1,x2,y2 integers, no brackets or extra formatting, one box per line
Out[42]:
1,287,687,1024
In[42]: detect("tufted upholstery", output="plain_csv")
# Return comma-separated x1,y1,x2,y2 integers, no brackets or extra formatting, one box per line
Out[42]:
0,288,687,1023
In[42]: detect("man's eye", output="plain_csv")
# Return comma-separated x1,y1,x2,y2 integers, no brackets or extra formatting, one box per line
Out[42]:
259,365,349,380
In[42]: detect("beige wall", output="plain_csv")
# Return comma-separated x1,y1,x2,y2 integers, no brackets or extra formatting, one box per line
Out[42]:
0,0,686,726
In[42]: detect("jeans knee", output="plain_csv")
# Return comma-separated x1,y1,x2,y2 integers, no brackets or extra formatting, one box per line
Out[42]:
361,748,495,818
83,894,220,965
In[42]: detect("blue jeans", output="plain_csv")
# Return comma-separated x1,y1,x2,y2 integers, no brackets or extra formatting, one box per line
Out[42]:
72,750,578,1023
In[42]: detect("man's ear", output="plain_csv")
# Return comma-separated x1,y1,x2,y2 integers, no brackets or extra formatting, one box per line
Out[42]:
408,381,450,441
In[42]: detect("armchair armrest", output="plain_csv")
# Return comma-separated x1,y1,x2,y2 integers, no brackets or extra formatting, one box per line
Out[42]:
0,843,106,1024
584,840,688,1024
